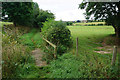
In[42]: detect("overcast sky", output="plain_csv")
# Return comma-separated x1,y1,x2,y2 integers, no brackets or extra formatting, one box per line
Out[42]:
33,0,86,21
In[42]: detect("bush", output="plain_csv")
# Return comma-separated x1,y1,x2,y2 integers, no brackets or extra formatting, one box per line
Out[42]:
57,44,67,55
42,19,73,55
66,21,73,26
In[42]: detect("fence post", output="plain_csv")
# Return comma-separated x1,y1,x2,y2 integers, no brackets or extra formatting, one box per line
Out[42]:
54,46,57,59
111,46,117,65
76,37,78,56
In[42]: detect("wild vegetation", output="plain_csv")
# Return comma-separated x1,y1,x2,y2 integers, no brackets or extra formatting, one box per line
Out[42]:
2,22,119,78
1,1,120,79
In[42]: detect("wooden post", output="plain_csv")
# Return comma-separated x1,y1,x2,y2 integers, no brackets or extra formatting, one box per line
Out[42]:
54,46,57,59
76,37,78,56
111,46,117,65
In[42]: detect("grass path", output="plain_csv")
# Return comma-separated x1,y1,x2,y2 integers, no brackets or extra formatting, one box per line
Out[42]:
20,29,47,67
31,49,47,67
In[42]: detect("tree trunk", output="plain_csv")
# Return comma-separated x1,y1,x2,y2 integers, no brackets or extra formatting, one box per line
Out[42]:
112,24,117,36
116,27,120,46
116,27,120,38
13,22,17,27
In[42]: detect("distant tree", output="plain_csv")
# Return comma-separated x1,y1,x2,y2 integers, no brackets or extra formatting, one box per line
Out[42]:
36,9,55,28
2,2,55,31
31,3,55,30
79,1,120,37
32,2,40,28
2,2,34,26
66,21,73,26
76,20,81,22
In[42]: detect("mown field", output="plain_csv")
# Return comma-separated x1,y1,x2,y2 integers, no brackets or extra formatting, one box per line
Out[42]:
2,22,119,78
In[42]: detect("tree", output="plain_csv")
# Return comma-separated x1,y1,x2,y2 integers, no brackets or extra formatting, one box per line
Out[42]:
2,2,55,31
79,1,120,38
36,9,55,28
32,2,40,28
2,2,34,26
31,3,55,30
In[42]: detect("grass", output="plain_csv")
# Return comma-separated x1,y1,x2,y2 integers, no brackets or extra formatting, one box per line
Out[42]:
2,21,119,78
0,21,13,27
45,25,119,78
20,28,43,49
69,26,114,49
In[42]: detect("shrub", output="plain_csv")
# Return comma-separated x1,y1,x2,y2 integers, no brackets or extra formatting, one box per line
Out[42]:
97,24,104,26
57,44,67,55
66,21,73,26
42,19,73,55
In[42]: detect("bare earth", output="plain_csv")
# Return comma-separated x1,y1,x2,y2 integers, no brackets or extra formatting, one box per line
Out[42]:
31,49,47,67
94,45,120,54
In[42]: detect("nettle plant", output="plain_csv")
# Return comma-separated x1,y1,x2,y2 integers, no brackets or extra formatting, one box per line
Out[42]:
42,19,73,55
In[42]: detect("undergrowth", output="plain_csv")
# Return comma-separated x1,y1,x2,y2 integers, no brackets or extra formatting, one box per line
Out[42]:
2,24,43,78
2,23,119,78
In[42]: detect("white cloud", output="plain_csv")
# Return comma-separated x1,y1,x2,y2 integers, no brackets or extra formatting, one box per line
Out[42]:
33,0,86,21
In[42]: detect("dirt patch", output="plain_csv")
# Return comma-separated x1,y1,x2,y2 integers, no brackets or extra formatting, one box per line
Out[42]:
31,49,47,67
94,45,120,54
94,51,111,54
94,35,120,54
94,45,113,54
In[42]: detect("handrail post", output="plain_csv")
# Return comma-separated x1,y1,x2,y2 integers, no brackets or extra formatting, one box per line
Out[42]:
111,46,117,66
54,46,57,59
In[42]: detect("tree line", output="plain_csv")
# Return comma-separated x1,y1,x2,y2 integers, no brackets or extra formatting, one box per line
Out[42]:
2,2,55,31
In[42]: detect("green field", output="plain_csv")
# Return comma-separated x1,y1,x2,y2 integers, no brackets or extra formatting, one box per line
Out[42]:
69,26,114,50
0,21,13,26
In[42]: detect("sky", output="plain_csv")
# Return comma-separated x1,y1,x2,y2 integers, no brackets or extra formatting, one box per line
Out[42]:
33,0,86,21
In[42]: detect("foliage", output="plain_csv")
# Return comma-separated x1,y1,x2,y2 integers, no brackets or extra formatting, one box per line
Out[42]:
66,21,73,26
2,23,41,78
45,25,119,78
46,53,119,78
31,2,40,28
42,19,73,55
20,29,43,49
79,2,120,37
32,3,55,29
36,9,55,28
15,64,40,78
2,2,34,26
2,32,35,78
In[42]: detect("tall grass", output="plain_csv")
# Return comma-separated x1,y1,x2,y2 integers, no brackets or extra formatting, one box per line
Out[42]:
2,24,39,78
